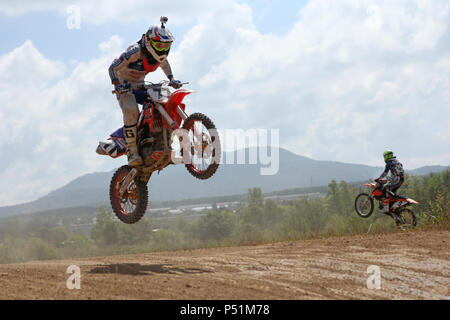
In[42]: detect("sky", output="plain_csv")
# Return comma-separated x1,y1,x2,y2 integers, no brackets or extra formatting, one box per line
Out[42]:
0,0,449,206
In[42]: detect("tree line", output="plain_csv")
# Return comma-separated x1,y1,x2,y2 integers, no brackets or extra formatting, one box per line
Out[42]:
0,170,448,264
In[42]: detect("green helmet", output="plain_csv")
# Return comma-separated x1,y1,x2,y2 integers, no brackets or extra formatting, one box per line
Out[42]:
383,150,394,162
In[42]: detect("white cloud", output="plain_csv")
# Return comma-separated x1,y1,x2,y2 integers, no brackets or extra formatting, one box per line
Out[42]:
0,36,125,206
98,35,124,54
0,0,449,206
176,0,450,168
0,40,65,86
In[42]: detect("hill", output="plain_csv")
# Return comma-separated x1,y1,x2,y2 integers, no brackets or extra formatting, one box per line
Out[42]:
0,148,447,217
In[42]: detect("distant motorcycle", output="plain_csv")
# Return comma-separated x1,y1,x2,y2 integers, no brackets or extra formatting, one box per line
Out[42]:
96,81,220,224
354,179,418,227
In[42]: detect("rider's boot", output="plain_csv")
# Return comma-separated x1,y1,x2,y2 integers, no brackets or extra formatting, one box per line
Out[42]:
123,124,143,167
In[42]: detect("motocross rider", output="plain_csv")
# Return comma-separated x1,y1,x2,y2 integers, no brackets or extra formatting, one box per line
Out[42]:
376,150,405,213
108,17,182,167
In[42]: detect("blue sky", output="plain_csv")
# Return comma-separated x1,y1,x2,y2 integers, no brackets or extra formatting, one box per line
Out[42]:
0,0,309,63
0,0,449,206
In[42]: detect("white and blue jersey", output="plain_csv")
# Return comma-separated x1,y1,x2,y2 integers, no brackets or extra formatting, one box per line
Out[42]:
108,36,173,85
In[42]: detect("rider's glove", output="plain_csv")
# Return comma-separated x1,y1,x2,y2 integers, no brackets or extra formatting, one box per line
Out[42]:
114,83,129,94
169,79,182,89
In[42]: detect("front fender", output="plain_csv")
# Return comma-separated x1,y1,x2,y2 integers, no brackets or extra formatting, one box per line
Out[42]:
165,89,192,112
164,89,193,128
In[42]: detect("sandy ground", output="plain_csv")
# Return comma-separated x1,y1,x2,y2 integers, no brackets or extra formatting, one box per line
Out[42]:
0,228,449,300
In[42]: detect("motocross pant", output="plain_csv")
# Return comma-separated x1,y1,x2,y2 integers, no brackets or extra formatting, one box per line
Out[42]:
118,92,140,126
383,176,404,198
378,176,404,210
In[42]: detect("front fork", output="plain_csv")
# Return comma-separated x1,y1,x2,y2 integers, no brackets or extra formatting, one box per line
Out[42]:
119,168,138,198
118,168,152,199
155,103,188,129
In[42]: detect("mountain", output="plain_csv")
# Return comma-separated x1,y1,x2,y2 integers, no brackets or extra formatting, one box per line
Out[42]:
0,148,448,217
406,166,448,177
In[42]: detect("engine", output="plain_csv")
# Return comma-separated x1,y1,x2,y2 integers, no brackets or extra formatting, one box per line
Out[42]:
138,125,165,166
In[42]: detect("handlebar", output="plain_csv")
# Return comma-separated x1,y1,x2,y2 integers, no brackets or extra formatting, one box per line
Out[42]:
112,81,189,94
374,179,388,187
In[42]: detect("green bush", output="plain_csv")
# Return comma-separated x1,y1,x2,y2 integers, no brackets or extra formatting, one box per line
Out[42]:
25,237,59,261
150,229,185,251
196,210,238,241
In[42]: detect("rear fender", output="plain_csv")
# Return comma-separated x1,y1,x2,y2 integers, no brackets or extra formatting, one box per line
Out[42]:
406,198,419,204
96,127,127,158
391,198,418,211
97,138,126,158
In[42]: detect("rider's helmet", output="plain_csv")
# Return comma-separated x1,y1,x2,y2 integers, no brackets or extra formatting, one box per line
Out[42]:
383,150,394,163
144,17,175,63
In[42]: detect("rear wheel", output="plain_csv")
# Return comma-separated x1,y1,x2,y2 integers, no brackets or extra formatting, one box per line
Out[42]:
355,193,374,218
181,113,221,180
395,208,417,228
109,165,148,224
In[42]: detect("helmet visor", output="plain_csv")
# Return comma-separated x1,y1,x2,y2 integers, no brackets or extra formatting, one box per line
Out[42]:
149,37,172,52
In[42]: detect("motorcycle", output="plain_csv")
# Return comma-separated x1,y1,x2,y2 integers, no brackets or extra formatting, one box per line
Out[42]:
96,80,221,224
354,179,418,227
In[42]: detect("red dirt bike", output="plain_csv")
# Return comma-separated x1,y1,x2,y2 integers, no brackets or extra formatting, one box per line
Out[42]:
96,81,221,224
354,179,418,227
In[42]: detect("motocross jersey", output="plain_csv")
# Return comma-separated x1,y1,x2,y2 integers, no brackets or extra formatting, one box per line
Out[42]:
108,36,173,84
379,157,404,184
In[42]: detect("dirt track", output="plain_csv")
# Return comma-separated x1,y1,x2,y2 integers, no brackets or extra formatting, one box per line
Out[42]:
0,229,449,300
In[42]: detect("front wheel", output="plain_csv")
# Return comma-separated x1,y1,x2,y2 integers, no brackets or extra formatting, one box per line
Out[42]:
181,113,221,180
354,193,374,218
109,165,148,224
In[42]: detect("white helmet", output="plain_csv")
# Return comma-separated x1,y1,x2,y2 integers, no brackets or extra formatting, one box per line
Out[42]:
144,17,175,63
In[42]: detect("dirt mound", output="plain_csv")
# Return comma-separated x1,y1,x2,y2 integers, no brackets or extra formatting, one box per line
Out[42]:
0,229,449,300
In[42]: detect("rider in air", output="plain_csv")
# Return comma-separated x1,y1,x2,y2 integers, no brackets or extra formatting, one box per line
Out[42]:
108,17,182,167
376,150,405,213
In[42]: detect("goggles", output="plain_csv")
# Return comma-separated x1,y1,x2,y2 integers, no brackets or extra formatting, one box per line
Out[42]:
384,153,393,162
148,36,172,52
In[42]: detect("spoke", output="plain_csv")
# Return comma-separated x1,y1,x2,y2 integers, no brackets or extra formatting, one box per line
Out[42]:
359,199,367,211
118,182,137,215
193,121,203,143
187,120,215,172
